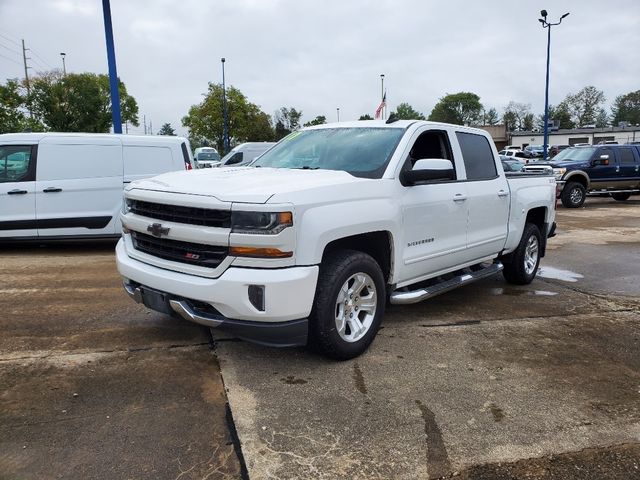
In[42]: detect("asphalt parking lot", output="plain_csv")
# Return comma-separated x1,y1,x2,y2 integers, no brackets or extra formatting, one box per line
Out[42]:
1,196,639,479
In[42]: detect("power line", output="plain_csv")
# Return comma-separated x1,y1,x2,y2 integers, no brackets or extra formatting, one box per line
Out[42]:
0,42,21,56
30,48,54,69
0,32,21,47
0,51,22,66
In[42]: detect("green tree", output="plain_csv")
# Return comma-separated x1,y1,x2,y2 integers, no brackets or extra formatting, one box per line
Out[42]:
358,114,373,120
157,122,176,136
182,83,274,153
563,86,605,127
391,102,425,120
483,107,499,125
27,71,138,132
428,92,483,126
543,102,574,130
595,108,609,128
611,90,640,126
503,101,532,130
303,115,327,127
0,79,45,134
273,107,303,140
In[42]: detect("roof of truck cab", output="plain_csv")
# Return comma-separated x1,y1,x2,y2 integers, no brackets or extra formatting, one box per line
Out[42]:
303,120,490,133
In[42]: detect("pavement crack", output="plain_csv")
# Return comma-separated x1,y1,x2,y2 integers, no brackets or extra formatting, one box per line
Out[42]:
352,362,367,395
415,400,452,480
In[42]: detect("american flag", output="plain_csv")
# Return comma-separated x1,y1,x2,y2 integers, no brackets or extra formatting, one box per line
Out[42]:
375,92,386,119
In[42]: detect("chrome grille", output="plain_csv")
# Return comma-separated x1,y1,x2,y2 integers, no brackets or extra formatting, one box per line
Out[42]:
131,231,227,269
128,199,230,228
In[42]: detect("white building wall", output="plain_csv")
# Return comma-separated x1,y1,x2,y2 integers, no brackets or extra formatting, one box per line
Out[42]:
510,128,640,149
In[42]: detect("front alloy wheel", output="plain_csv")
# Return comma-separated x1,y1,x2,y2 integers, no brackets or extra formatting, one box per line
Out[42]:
335,272,378,343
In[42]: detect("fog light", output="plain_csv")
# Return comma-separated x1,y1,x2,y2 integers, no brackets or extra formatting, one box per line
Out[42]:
248,285,265,311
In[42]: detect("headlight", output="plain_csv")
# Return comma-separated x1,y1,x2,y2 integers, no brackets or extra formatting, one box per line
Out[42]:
231,211,293,235
552,167,566,180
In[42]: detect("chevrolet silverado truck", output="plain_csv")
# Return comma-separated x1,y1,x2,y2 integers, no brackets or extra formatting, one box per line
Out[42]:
116,120,556,359
524,144,640,208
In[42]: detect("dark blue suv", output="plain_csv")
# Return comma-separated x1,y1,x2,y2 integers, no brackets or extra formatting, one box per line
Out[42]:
525,145,640,208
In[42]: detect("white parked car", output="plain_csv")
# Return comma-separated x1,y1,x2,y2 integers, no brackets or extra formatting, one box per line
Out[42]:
117,121,556,359
0,133,194,240
216,142,276,167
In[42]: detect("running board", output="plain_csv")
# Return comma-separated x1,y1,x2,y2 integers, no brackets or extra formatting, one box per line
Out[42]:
390,263,503,305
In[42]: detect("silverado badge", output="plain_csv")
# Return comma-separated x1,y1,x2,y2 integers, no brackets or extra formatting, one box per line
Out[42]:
147,223,170,237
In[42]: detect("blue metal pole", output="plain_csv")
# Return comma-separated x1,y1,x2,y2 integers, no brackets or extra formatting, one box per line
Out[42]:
542,25,551,161
221,58,229,154
102,0,122,134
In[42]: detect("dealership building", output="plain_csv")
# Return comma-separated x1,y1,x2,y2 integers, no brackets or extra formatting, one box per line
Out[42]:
508,125,640,149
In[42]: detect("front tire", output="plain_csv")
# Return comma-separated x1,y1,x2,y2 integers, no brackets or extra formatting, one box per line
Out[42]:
309,250,385,360
561,182,586,208
502,223,542,285
611,192,631,201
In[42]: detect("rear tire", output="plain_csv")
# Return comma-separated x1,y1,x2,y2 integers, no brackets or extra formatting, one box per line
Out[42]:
611,192,631,201
309,250,385,360
502,223,542,285
561,182,586,208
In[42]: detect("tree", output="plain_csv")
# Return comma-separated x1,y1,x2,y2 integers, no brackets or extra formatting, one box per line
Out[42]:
503,101,532,131
273,107,302,140
0,79,45,134
391,102,425,120
483,107,499,125
522,113,535,131
26,71,139,132
182,83,274,152
358,114,373,120
595,109,609,128
303,115,327,127
157,123,176,136
428,92,483,126
562,86,605,127
611,90,640,126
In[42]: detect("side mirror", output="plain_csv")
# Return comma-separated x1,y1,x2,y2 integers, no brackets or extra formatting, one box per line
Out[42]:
400,158,454,186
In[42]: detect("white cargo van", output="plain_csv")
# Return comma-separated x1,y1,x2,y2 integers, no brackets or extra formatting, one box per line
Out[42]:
216,142,276,167
0,133,194,240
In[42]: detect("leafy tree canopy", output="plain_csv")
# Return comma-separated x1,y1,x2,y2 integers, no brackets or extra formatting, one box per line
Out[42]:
0,79,45,134
358,114,373,120
274,107,303,140
303,115,326,127
157,122,176,136
611,90,640,126
428,92,483,126
562,85,605,127
391,102,425,120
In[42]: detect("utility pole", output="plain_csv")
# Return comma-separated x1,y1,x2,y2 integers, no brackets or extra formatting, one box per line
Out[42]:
21,39,32,117
101,0,123,133
60,52,67,75
143,114,147,135
149,120,152,135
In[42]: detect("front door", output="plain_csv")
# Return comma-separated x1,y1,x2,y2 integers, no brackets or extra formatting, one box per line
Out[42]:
588,147,618,189
0,144,37,238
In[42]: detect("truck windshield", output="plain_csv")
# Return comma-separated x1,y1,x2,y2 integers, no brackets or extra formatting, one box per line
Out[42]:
554,147,596,162
252,127,405,178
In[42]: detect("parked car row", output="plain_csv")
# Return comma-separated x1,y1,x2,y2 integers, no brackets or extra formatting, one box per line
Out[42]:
193,142,276,169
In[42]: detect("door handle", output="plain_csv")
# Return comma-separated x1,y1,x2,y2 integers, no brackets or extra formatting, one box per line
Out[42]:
43,187,62,193
453,194,467,202
497,190,509,197
7,189,28,195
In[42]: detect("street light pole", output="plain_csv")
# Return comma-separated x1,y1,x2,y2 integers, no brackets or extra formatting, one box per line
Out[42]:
60,52,66,75
337,107,340,122
539,10,569,161
380,74,385,120
221,57,229,154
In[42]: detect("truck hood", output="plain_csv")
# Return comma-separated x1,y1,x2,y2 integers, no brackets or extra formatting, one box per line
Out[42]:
127,167,365,204
529,160,590,169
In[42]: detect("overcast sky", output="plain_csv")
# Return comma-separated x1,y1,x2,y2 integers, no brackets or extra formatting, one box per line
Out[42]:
1,0,638,136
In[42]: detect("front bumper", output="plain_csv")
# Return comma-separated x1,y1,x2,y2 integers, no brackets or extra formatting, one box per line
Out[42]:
123,282,308,347
116,239,318,346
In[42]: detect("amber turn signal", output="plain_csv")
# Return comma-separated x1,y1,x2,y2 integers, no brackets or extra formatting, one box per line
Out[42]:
230,246,293,258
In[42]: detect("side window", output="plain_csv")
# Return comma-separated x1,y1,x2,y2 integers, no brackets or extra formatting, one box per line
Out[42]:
225,152,243,165
0,145,36,183
456,132,498,180
405,130,455,179
598,148,615,164
619,148,635,164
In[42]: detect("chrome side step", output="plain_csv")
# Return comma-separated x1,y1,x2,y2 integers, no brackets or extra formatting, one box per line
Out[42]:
390,263,503,305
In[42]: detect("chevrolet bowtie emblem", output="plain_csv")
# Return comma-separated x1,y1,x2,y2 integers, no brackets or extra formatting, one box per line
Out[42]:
147,223,170,237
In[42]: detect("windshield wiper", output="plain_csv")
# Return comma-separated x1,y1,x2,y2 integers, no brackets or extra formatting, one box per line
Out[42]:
294,166,319,170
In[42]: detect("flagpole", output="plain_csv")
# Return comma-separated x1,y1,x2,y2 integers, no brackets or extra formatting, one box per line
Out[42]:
380,74,385,120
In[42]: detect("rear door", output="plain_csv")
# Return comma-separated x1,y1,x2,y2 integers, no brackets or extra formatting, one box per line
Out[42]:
456,131,509,260
0,144,38,238
617,147,640,188
36,137,123,237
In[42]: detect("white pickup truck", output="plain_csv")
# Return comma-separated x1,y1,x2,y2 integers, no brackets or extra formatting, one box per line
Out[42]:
116,120,557,359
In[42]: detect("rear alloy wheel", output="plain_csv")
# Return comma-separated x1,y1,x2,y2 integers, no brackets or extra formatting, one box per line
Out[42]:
561,181,586,208
611,192,631,201
309,250,385,360
502,223,542,285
